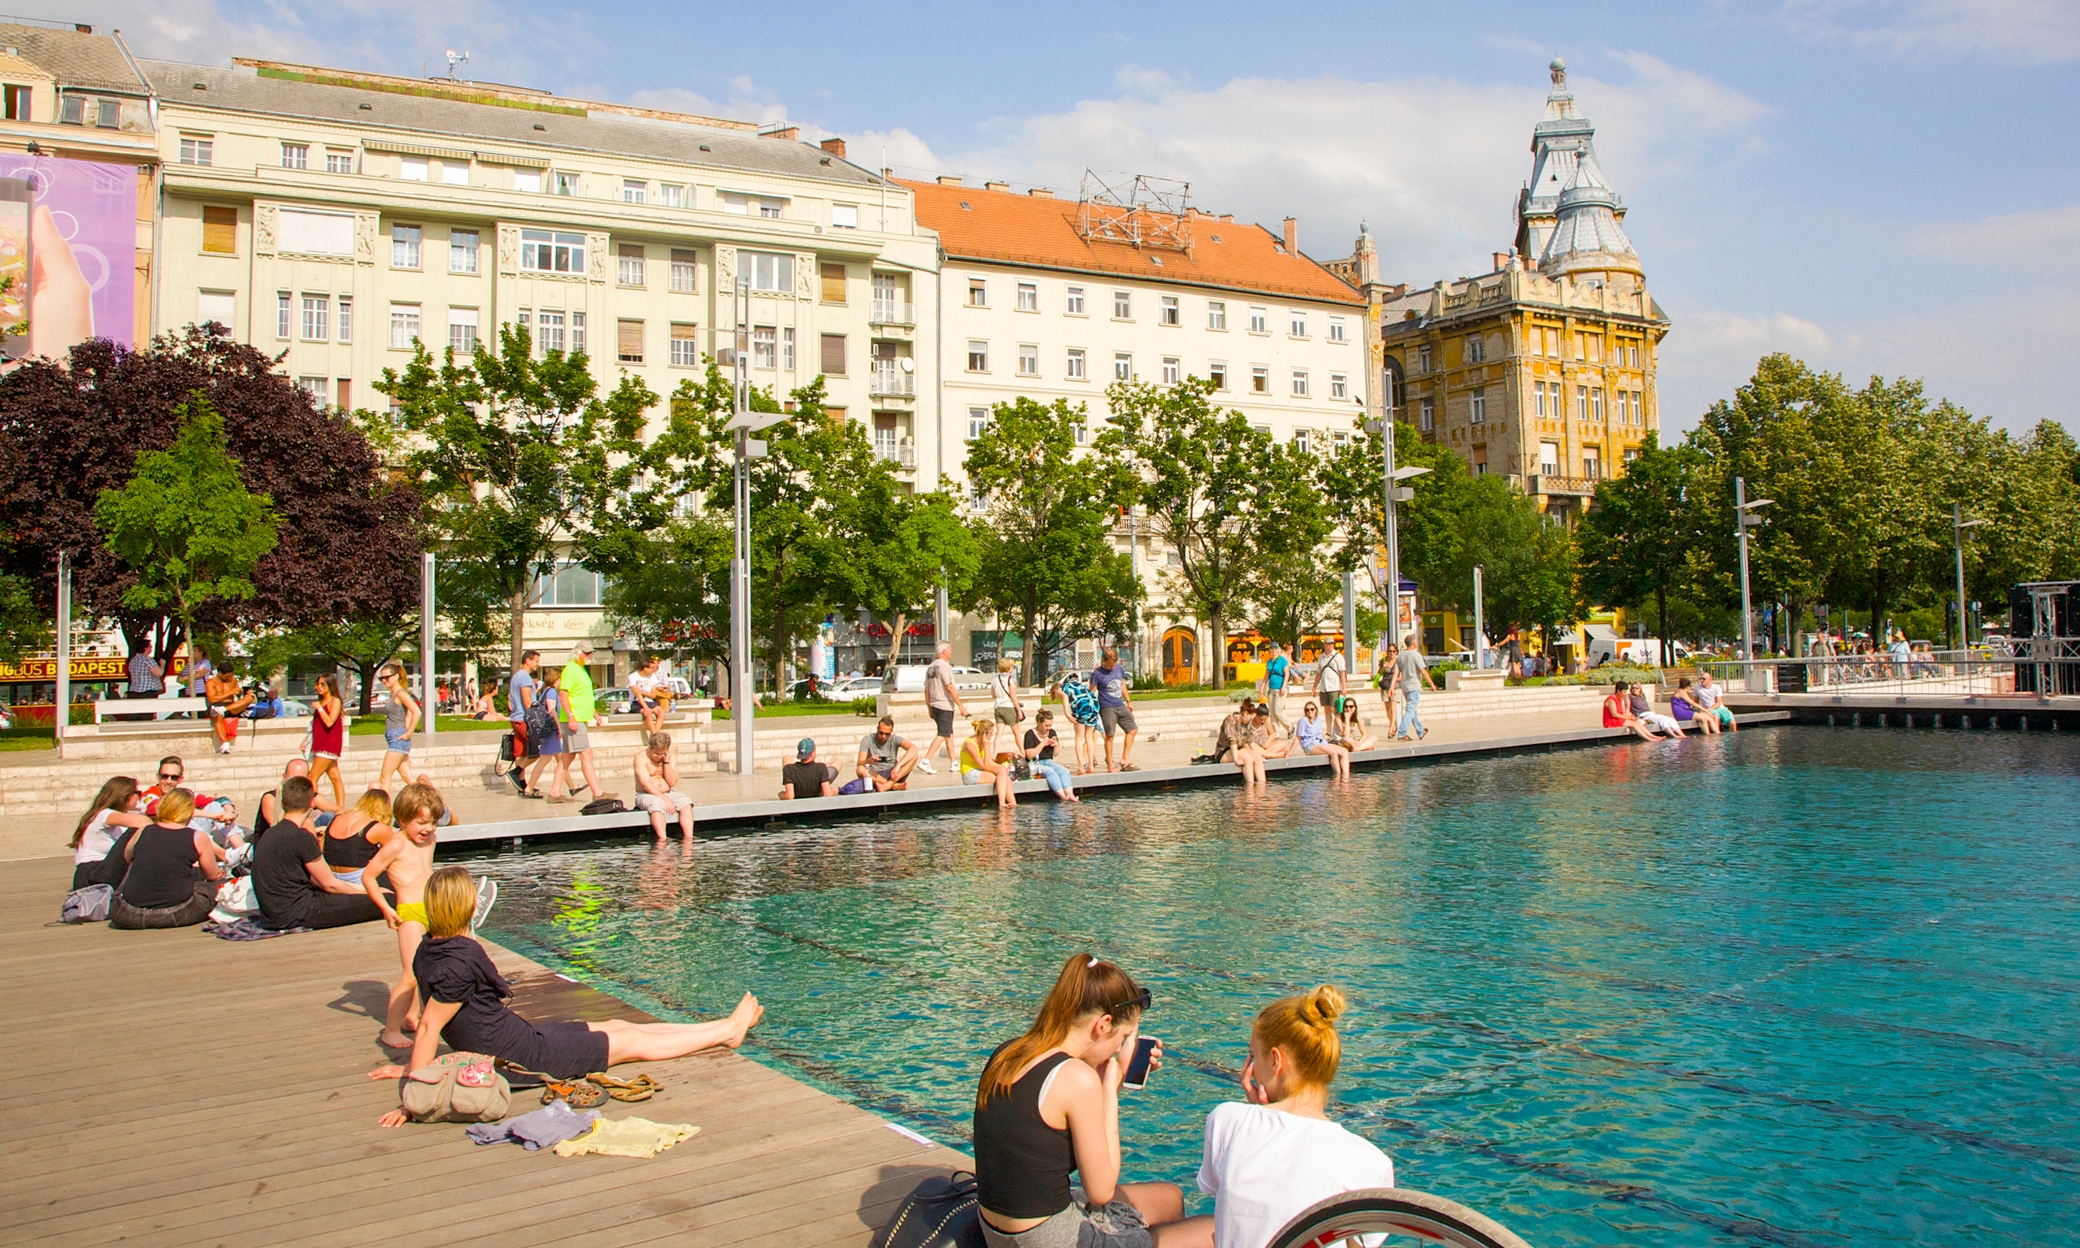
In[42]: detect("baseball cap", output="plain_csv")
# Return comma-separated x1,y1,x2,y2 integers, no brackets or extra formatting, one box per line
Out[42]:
574,641,595,656
797,738,816,760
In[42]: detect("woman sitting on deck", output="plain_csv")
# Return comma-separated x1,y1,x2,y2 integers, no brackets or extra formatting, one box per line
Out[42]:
1332,698,1378,754
1215,699,1266,786
1293,701,1352,780
109,789,226,929
372,867,763,1126
1602,681,1662,741
973,954,1192,1248
70,775,151,890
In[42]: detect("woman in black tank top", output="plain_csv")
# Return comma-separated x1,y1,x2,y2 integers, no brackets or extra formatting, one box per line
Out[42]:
110,789,225,929
971,955,1191,1248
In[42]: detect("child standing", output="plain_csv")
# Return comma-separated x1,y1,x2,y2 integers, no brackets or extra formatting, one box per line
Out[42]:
363,783,446,1050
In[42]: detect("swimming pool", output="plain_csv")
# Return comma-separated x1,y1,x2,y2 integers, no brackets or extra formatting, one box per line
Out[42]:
471,728,2080,1246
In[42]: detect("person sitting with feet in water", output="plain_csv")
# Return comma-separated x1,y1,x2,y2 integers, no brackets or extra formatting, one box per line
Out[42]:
973,954,1192,1248
1602,680,1662,741
372,866,763,1125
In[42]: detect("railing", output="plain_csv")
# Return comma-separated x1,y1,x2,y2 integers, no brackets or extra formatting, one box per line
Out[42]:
1529,474,1598,497
869,370,915,397
868,300,915,326
874,441,917,470
1706,647,2080,699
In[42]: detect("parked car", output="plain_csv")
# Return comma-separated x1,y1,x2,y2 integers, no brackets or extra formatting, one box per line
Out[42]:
879,665,993,694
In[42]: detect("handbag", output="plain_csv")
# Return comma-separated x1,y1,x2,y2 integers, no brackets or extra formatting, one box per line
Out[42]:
498,732,517,763
399,1052,512,1123
60,884,114,924
873,1170,983,1248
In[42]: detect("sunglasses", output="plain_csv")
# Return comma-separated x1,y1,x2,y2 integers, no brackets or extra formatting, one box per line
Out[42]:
1108,988,1153,1015
158,772,182,782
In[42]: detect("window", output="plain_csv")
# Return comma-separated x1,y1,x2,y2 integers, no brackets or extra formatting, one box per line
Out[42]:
660,183,686,208
967,407,990,441
554,171,580,196
1592,388,1605,421
296,376,328,403
1330,373,1348,400
441,162,469,186
1291,311,1307,338
1073,420,1088,446
1587,336,1602,363
448,308,478,356
1251,366,1270,394
1583,449,1602,480
201,206,237,254
1160,296,1179,326
179,135,213,166
968,278,987,307
821,262,847,303
520,229,585,274
750,326,776,369
1465,336,1483,364
1294,429,1312,456
1420,399,1435,432
281,142,308,169
1629,342,1641,367
1539,442,1559,475
2,85,29,121
1162,357,1180,385
538,310,565,353
1291,369,1309,398
326,150,354,174
1114,352,1133,381
570,312,586,354
743,252,794,292
391,224,421,269
1017,282,1037,312
1534,381,1548,418
513,169,542,193
783,327,796,370
669,324,699,367
337,296,352,343
197,290,236,330
759,201,782,219
1471,388,1486,424
300,294,328,341
622,179,646,204
1018,343,1039,376
336,379,351,409
399,157,428,182
1208,301,1227,330
967,340,989,372
533,562,603,607
1329,316,1347,343
831,203,858,229
450,229,479,274
1418,345,1432,372
670,249,698,293
388,304,420,349
1577,385,1590,420
1208,362,1228,391
821,333,846,375
1113,290,1132,319
1066,286,1086,315
618,320,645,364
1066,348,1086,380
59,94,83,125
617,244,645,287
274,292,291,339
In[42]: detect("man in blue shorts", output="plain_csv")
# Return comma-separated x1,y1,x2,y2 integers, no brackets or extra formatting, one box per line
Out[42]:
1090,648,1138,772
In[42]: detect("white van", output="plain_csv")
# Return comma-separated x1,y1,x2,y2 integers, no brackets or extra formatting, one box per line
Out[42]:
1587,637,1689,668
880,665,992,694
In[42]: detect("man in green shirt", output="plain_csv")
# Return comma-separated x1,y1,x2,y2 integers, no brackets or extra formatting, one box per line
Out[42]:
553,642,613,803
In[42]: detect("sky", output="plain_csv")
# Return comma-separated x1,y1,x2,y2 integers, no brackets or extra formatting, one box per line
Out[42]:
45,0,2080,434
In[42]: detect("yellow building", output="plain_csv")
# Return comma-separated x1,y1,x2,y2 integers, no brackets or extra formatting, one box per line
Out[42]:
1373,59,1671,523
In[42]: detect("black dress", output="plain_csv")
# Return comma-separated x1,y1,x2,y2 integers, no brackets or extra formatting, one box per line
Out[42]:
413,935,610,1078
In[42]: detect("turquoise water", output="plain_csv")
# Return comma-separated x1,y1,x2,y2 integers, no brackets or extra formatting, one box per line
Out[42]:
470,728,2080,1246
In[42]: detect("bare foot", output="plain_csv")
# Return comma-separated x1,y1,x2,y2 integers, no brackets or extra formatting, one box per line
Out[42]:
378,1031,412,1049
723,992,764,1048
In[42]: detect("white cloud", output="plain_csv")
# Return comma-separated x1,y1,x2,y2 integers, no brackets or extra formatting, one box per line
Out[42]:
1774,0,2080,65
1910,203,2080,273
1656,310,1839,427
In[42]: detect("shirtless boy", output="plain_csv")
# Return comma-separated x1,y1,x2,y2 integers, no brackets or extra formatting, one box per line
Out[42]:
633,733,695,839
362,783,445,1049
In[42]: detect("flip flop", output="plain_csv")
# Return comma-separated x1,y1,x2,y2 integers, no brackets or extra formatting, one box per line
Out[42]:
588,1072,661,1101
541,1078,607,1109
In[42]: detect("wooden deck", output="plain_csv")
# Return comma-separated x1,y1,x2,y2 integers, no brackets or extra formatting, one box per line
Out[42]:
0,855,967,1247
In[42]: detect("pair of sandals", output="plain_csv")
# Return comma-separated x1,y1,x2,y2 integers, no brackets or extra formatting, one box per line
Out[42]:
540,1072,662,1108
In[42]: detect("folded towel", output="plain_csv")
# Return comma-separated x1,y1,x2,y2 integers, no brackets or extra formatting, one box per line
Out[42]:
466,1099,599,1150
552,1116,699,1158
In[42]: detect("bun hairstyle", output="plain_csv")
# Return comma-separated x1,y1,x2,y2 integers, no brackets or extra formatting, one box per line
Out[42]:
1254,984,1348,1090
153,787,198,827
978,954,1144,1108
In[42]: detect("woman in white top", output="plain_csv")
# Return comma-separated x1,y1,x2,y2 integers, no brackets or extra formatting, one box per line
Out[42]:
1179,985,1395,1248
70,775,150,890
991,658,1023,728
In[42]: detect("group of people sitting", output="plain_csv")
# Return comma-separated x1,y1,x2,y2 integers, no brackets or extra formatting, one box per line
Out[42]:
1600,673,1738,741
1213,696,1378,785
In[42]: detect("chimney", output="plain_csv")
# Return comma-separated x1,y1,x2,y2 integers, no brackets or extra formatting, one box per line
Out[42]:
759,125,800,141
1492,252,1511,272
936,175,964,187
984,180,1010,192
820,137,847,158
1027,187,1054,198
1282,217,1297,252
1220,213,1233,224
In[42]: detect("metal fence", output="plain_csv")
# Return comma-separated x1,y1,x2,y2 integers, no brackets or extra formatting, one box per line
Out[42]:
1700,646,2080,698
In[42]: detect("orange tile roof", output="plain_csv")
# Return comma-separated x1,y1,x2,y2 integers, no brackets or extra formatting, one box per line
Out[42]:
901,179,1363,306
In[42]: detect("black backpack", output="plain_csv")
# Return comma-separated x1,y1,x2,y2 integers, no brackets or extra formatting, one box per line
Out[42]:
874,1170,982,1248
580,797,627,816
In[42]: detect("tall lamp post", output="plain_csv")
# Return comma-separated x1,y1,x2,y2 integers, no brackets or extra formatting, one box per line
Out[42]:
1734,476,1774,689
1952,503,1988,653
724,276,786,777
1368,401,1428,645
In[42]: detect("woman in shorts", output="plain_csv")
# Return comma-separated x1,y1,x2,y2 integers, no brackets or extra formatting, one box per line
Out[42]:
309,674,347,810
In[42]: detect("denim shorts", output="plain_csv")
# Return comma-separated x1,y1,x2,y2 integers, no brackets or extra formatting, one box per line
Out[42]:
384,731,412,754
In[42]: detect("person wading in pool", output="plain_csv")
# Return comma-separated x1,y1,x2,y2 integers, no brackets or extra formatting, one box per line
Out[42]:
973,954,1193,1248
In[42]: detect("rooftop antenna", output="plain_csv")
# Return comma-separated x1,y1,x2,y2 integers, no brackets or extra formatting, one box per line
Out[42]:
442,49,470,82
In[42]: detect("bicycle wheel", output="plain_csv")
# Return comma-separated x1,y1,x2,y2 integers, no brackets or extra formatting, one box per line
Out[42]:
1264,1187,1532,1248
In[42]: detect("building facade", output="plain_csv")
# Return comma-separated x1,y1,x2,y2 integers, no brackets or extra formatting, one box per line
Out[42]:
1372,59,1671,523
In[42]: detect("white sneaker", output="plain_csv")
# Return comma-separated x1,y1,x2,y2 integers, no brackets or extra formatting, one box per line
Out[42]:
472,877,498,930
916,758,937,774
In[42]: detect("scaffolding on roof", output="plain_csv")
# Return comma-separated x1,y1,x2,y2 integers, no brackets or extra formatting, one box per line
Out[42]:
1077,170,1192,252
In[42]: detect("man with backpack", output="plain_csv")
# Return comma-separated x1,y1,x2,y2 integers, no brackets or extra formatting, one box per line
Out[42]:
506,650,542,797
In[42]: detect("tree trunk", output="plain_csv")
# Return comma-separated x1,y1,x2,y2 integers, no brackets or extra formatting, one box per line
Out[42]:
357,658,378,715
1019,592,1041,688
884,611,907,671
508,590,526,672
1208,606,1227,690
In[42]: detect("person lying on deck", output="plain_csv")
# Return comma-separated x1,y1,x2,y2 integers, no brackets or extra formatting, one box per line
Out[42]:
371,866,763,1126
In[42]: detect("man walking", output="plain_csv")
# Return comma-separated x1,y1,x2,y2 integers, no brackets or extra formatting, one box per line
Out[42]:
1315,639,1347,709
1393,634,1434,740
505,650,541,795
1262,641,1293,737
1091,647,1139,771
556,642,611,801
917,643,964,775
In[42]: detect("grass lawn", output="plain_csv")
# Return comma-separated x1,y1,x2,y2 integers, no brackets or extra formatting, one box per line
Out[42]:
0,727,54,752
715,701,876,721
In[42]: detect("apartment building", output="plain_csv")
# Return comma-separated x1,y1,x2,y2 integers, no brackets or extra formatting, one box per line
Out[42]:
904,176,1368,680
143,56,941,666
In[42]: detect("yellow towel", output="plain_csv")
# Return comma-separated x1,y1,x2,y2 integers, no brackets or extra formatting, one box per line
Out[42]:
552,1116,700,1159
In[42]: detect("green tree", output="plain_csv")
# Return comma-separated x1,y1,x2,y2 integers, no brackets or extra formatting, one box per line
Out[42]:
94,397,280,636
964,397,1139,684
593,517,732,663
1237,439,1339,650
1580,435,1707,659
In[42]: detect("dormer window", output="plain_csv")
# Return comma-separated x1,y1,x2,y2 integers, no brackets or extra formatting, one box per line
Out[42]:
3,84,30,121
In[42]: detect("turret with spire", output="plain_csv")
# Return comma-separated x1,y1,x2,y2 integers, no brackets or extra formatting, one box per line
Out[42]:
1514,58,1640,281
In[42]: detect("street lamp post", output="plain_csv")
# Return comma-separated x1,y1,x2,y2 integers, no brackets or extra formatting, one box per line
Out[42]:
1952,503,1989,654
420,552,436,740
1369,399,1428,647
724,276,786,776
1734,476,1774,690
1472,564,1486,669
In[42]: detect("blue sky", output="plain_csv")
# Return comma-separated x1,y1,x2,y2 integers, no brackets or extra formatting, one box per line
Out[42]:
58,0,2080,433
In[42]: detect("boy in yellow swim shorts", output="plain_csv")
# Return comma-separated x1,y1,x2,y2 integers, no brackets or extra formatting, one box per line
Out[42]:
364,783,446,1050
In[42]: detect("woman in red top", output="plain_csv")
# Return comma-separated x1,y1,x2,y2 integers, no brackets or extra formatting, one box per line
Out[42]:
309,674,347,809
1602,680,1661,741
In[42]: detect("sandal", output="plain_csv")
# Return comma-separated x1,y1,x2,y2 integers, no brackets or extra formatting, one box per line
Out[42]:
588,1072,661,1102
541,1078,607,1109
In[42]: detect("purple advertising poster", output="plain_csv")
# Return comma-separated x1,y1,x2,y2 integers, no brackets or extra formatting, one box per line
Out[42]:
0,154,137,354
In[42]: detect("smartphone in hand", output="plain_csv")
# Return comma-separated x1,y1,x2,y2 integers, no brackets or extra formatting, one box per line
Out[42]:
1120,1036,1158,1090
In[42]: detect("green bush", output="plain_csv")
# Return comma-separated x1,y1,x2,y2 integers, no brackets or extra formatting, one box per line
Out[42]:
851,695,876,716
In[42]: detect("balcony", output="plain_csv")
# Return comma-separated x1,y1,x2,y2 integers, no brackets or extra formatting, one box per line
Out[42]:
869,370,916,399
874,439,918,471
1529,474,1598,497
869,300,915,326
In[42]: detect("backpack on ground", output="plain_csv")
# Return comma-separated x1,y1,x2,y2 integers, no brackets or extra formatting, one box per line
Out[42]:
398,1052,512,1123
873,1170,982,1248
580,797,626,816
60,884,114,924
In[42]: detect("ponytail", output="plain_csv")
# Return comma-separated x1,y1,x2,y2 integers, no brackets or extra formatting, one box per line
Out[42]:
978,954,1144,1108
1254,984,1347,1091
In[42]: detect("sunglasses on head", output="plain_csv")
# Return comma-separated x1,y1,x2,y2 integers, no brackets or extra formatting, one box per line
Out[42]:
1108,988,1153,1015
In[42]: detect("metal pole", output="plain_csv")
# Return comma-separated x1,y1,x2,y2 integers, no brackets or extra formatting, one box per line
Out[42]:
1953,502,1969,656
1737,476,1754,688
935,577,949,651
54,551,70,744
1473,564,1485,669
732,276,755,777
1342,569,1357,684
420,552,436,740
1383,404,1401,615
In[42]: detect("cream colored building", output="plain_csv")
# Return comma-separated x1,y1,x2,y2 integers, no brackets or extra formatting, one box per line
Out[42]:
141,57,943,668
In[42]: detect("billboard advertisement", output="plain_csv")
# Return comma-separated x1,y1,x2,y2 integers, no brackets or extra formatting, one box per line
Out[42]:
0,155,137,357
